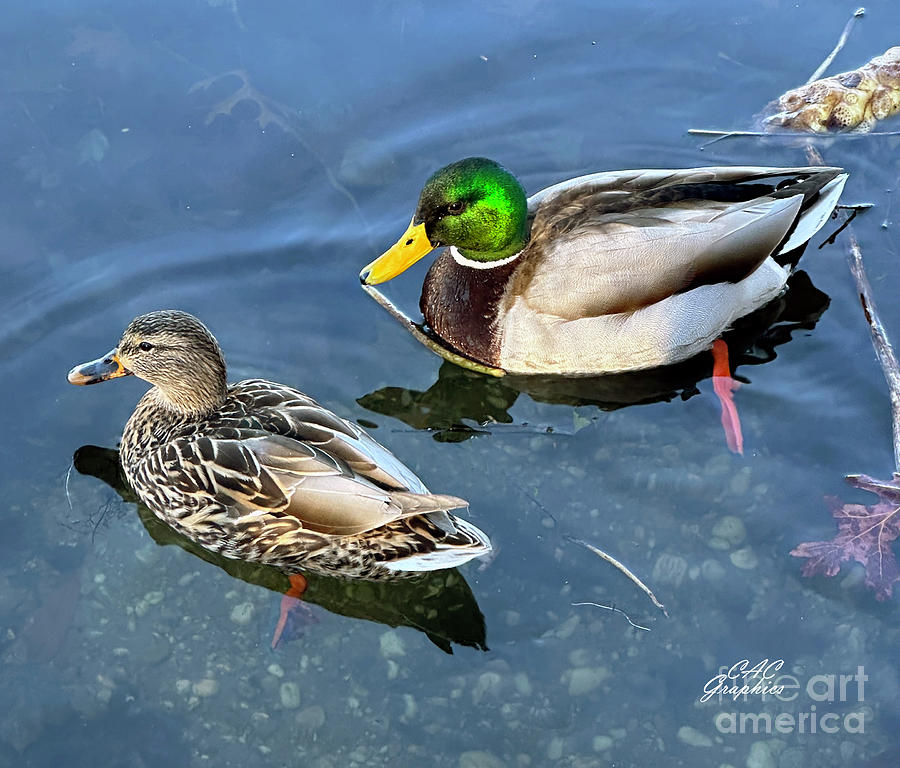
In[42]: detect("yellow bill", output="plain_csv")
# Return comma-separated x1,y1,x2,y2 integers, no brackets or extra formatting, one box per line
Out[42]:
360,218,434,285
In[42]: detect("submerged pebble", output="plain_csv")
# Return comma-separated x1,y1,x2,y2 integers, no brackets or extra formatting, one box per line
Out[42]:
296,705,326,731
230,602,254,625
592,735,613,751
140,633,172,666
546,736,565,760
459,750,507,768
279,682,301,709
746,740,781,768
729,467,752,496
777,746,803,768
379,630,406,659
513,673,532,696
400,693,417,721
554,615,580,639
565,666,608,696
701,559,727,583
712,516,747,546
730,547,759,570
473,671,502,704
192,678,218,698
676,725,712,747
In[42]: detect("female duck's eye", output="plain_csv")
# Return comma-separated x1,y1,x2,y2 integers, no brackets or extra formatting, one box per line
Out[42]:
138,341,154,352
447,200,465,214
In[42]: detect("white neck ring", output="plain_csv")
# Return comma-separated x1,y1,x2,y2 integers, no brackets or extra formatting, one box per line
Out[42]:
450,245,524,269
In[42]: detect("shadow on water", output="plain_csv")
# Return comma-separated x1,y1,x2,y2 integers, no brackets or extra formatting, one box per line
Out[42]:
358,270,830,440
72,445,488,655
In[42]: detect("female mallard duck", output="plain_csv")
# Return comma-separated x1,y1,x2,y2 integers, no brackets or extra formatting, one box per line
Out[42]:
360,158,848,375
67,310,491,579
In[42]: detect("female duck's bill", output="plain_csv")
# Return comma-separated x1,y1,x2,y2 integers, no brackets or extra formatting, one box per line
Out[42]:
67,350,131,385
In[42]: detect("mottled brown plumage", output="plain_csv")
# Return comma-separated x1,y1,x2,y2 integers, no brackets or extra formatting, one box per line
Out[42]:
68,310,491,578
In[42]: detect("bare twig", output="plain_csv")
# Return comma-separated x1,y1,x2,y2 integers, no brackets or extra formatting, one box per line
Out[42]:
818,206,861,248
805,144,900,471
844,230,900,470
571,601,650,631
806,7,865,84
686,128,900,150
567,536,668,617
360,283,506,377
846,472,900,500
64,461,75,516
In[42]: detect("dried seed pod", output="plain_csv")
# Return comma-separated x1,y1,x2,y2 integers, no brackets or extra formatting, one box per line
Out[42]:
763,47,900,133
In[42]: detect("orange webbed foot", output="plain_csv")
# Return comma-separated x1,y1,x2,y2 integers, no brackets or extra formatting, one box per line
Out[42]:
271,573,309,650
711,340,743,456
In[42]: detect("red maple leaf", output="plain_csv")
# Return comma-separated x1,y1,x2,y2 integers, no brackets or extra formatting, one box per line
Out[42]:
791,474,900,600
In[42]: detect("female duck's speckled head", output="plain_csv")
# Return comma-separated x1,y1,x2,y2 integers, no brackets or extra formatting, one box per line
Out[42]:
68,310,228,416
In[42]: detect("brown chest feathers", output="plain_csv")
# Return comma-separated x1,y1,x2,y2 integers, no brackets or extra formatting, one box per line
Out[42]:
419,250,521,367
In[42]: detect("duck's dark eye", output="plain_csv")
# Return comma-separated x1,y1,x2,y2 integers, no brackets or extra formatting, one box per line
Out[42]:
447,200,465,214
138,341,154,352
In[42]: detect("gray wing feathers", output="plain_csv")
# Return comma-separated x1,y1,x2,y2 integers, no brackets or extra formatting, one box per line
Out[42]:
521,195,802,318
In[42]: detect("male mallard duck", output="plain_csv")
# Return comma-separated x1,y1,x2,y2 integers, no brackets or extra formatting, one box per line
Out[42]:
360,158,848,376
67,310,491,580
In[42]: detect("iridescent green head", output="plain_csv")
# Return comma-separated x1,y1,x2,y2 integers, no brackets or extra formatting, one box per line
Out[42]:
361,157,528,284
416,158,528,261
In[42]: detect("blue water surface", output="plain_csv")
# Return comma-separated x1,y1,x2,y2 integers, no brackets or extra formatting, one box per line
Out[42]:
2,1,899,766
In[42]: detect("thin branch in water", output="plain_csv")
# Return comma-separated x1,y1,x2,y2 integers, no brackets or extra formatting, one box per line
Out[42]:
806,7,866,84
571,601,650,631
525,492,560,528
360,283,506,377
806,144,900,471
65,461,75,516
687,127,900,150
688,129,787,150
846,472,900,500
819,206,860,248
845,228,900,470
688,128,900,137
567,536,668,617
881,175,899,229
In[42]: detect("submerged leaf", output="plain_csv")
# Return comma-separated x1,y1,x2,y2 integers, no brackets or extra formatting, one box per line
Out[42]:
791,474,900,600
